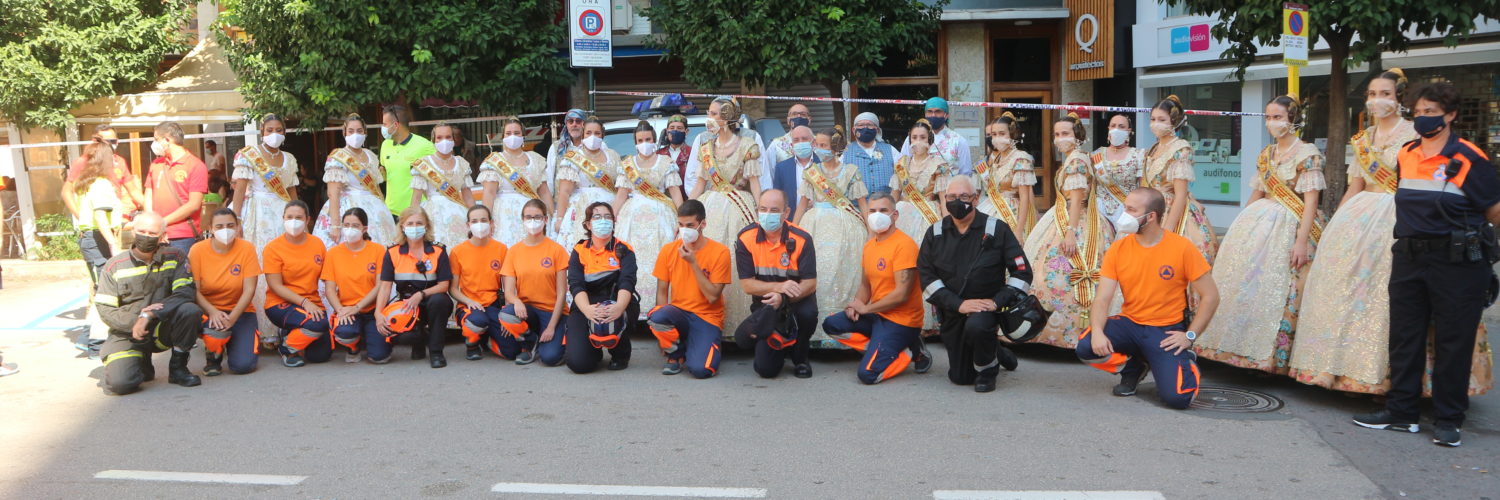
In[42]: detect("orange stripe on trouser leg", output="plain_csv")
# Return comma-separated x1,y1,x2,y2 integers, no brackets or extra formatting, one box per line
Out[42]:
766,332,796,350
1177,362,1200,395
875,351,913,383
499,313,529,339
832,332,869,352
1078,327,1129,374
650,323,680,355
705,344,719,375
460,319,484,344
284,328,321,352
201,334,230,355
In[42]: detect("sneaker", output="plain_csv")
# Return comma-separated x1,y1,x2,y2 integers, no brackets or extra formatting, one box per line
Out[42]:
466,343,483,361
344,350,364,363
1432,424,1462,447
661,360,682,375
1352,410,1420,433
203,353,224,377
1112,369,1149,397
607,358,629,371
281,350,306,368
0,363,18,377
515,351,536,365
913,339,933,374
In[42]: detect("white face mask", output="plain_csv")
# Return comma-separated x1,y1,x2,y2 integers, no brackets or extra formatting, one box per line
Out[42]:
1366,98,1398,119
910,140,929,153
523,219,546,235
582,136,603,151
1150,121,1174,138
345,133,366,149
1114,210,1145,234
469,222,491,238
262,132,286,149
679,226,700,244
213,228,235,245
1265,120,1291,139
636,142,658,157
435,139,455,155
1053,137,1078,153
283,219,306,236
151,140,168,157
341,227,364,242
990,136,1012,150
1108,128,1131,147
866,212,893,232
502,135,525,150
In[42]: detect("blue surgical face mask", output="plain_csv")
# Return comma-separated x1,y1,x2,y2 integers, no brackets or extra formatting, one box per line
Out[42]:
381,125,394,140
403,226,426,240
793,142,813,159
758,211,783,232
927,116,947,131
856,128,878,143
1413,114,1447,139
668,130,686,145
813,147,834,162
789,117,810,129
592,219,614,237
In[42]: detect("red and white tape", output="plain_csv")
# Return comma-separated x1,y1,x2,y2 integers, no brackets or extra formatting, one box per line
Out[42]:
590,90,1266,118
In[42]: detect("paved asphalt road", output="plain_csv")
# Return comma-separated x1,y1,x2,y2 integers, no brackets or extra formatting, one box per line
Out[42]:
1,279,1495,500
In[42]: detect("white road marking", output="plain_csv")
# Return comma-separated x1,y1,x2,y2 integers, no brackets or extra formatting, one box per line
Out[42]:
94,470,306,486
932,491,1166,500
490,482,767,497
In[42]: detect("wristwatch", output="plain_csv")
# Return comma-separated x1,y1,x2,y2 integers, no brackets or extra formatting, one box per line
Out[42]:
139,311,153,320
1185,330,1198,341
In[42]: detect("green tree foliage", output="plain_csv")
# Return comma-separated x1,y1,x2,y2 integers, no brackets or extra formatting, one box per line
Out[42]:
1165,0,1500,213
643,0,946,127
0,0,191,130
218,0,574,123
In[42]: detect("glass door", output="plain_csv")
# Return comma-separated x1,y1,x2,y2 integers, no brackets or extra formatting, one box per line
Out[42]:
989,91,1053,207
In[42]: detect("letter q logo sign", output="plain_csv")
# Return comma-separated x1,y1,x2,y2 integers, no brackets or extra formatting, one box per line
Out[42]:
1075,14,1099,54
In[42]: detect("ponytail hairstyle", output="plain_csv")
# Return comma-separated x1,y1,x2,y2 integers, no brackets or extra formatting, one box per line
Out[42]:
523,197,549,219
1269,94,1306,133
74,142,115,195
465,204,492,239
1155,95,1187,129
1056,111,1087,143
343,207,372,241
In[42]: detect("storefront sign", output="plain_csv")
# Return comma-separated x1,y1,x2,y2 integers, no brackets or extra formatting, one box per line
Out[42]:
1065,0,1113,81
1282,3,1309,67
569,0,612,68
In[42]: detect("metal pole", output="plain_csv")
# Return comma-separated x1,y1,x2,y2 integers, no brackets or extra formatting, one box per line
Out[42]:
588,69,596,112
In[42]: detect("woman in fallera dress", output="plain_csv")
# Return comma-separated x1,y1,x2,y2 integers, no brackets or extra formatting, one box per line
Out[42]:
555,117,622,247
974,113,1036,241
231,113,299,347
1196,95,1326,374
792,127,868,337
890,120,951,243
1023,113,1107,349
690,96,763,335
1291,70,1493,395
410,123,475,249
314,114,398,247
613,121,685,318
1142,96,1219,264
480,118,553,247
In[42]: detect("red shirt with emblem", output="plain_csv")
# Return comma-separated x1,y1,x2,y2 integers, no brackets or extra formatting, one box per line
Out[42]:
147,148,208,239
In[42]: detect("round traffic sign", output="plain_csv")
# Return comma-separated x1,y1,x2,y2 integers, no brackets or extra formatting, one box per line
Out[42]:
579,9,604,36
1288,12,1304,35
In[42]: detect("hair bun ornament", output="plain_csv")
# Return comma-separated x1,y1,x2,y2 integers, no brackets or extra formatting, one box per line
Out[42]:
1066,111,1081,120
1000,111,1017,121
1389,67,1407,81
1165,94,1183,106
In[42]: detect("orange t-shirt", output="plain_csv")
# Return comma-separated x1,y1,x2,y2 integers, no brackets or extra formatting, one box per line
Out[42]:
188,238,261,312
321,242,385,313
451,238,508,307
1100,231,1211,327
500,238,569,311
263,234,328,309
653,239,733,328
863,232,924,329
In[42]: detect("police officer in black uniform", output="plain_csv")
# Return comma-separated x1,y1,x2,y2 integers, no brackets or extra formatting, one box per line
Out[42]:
917,175,1033,392
1354,81,1500,448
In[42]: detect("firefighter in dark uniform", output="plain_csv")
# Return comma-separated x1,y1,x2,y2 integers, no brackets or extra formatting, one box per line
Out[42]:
917,175,1033,392
93,212,205,394
1354,82,1500,448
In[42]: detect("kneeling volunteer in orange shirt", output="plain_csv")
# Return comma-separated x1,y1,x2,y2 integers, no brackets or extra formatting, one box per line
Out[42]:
1077,187,1220,409
498,199,570,366
263,200,331,368
322,208,386,363
648,200,734,378
450,204,508,361
190,208,261,375
821,193,930,384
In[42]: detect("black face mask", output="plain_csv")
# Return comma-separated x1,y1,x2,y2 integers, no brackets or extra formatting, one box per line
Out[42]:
946,200,973,220
133,234,161,253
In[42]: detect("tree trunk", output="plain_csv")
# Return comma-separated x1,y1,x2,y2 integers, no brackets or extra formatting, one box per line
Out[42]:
822,78,848,133
1320,31,1352,216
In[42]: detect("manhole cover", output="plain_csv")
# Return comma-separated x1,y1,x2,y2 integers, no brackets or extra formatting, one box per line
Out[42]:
1190,386,1284,413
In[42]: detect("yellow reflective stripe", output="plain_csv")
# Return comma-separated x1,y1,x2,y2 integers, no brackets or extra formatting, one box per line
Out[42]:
172,278,194,290
113,266,148,280
103,350,143,365
94,294,119,307
160,261,178,271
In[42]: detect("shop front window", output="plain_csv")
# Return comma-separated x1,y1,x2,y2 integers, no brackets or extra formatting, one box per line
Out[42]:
1157,83,1241,205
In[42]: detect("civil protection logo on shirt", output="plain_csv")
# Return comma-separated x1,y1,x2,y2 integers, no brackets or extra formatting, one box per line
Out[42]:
608,256,618,267
541,257,554,269
1158,265,1176,280
876,257,887,271
313,255,324,265
490,259,501,271
1433,168,1448,181
173,169,188,183
230,264,242,276
780,253,790,267
367,262,378,274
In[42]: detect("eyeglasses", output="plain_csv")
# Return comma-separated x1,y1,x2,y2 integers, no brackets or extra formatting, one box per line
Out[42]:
943,193,977,203
522,214,547,221
591,214,614,221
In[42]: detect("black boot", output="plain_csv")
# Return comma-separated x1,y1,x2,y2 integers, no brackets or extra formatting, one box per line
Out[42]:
168,351,201,387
